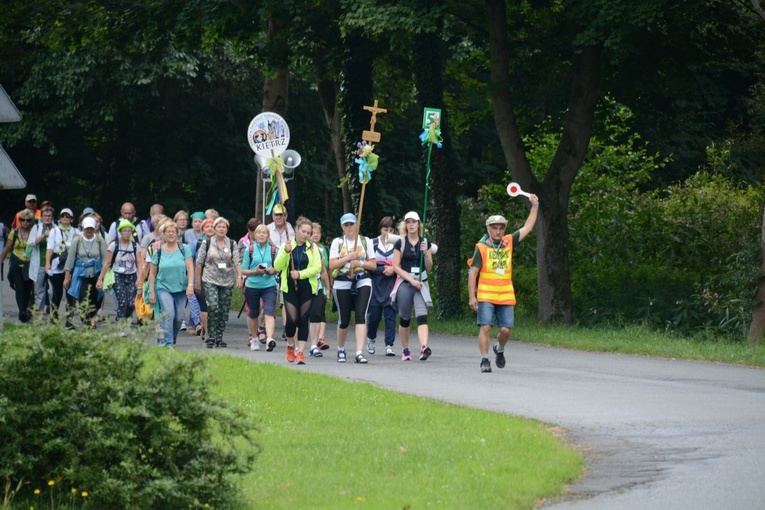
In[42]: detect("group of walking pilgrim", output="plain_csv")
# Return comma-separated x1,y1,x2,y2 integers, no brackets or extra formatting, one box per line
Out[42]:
2,190,540,372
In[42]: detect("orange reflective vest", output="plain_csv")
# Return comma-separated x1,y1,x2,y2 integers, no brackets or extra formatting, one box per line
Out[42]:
475,235,515,305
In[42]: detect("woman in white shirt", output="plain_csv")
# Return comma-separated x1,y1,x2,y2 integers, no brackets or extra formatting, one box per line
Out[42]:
329,213,376,364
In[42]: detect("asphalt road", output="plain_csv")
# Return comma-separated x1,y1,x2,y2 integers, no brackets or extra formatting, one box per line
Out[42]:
3,276,764,509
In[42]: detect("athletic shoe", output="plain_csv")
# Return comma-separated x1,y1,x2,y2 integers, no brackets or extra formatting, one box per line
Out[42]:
258,328,267,344
337,350,346,363
286,345,296,362
355,353,368,364
205,339,215,349
309,347,323,357
385,345,395,356
481,358,492,373
401,348,412,361
419,345,432,361
281,329,287,340
296,352,306,365
367,340,376,355
250,341,260,351
180,321,187,331
493,345,506,369
317,338,330,350
247,335,253,347
266,338,277,352
216,339,227,348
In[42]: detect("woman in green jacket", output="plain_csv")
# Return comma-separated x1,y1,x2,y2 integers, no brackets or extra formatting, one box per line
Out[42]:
274,217,322,365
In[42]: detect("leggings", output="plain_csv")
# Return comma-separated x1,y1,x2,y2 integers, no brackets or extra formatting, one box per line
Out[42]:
283,281,313,341
203,282,233,340
48,272,76,320
395,282,428,322
8,265,34,322
113,272,137,319
333,285,372,329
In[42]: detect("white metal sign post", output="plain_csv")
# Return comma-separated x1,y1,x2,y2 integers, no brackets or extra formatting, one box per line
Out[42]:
0,83,25,331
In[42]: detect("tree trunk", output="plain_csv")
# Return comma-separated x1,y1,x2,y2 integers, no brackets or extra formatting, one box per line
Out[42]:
486,0,602,324
260,16,290,220
486,0,533,187
413,0,462,318
316,75,352,213
536,46,601,324
339,30,374,216
748,203,765,346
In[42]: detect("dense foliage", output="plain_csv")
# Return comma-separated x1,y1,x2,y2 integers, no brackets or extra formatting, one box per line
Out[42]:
470,102,764,339
0,322,257,509
1,0,763,332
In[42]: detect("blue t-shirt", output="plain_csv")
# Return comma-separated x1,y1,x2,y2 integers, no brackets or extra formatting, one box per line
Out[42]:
151,243,192,293
241,242,277,289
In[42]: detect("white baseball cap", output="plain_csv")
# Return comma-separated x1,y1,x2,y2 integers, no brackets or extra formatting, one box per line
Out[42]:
82,217,97,230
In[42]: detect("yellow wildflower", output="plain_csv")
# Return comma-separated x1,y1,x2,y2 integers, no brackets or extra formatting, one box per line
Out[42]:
81,491,89,497
33,489,40,495
48,480,55,486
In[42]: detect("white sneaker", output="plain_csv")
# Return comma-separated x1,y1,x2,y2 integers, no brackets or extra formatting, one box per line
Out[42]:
367,340,376,354
250,341,260,351
180,321,187,331
385,345,395,356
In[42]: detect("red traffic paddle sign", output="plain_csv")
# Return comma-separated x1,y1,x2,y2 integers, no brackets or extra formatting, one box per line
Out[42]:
506,182,531,198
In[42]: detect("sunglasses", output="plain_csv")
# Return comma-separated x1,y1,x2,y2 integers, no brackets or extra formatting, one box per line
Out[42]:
60,213,72,219
20,218,33,222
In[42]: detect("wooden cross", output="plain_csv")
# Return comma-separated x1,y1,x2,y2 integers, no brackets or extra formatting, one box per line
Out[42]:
362,100,387,143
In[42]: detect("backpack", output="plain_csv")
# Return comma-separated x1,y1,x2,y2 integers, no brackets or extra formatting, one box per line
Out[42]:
111,241,138,268
155,241,185,266
201,237,236,266
244,241,277,270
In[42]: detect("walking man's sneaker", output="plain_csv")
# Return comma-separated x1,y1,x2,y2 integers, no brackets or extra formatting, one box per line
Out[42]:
480,358,492,373
385,345,395,356
337,350,347,363
250,341,260,351
267,338,277,352
367,340,376,355
493,345,506,369
418,345,432,361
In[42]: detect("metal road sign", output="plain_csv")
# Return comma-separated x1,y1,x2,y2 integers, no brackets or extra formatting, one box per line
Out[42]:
0,83,24,190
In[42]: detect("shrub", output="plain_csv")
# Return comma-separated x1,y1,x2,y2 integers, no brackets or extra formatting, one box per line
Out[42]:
0,322,257,509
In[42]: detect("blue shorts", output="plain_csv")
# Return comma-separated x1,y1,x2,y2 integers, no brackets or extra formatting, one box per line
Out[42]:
476,301,515,329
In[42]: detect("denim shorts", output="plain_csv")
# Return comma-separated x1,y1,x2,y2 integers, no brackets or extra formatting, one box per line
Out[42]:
476,301,515,329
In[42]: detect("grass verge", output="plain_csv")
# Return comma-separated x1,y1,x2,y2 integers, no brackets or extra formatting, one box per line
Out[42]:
427,315,765,367
206,355,583,509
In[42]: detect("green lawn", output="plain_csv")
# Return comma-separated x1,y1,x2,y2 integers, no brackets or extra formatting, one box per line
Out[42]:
207,356,583,509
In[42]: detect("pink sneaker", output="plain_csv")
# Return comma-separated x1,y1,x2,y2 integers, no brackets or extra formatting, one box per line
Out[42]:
401,348,412,361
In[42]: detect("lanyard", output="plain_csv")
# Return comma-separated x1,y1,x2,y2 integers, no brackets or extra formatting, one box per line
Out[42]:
214,238,228,261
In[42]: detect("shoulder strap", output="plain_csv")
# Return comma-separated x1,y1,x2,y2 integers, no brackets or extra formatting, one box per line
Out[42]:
203,238,211,265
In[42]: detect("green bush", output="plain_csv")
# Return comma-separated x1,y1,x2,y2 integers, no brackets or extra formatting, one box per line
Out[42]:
0,321,257,509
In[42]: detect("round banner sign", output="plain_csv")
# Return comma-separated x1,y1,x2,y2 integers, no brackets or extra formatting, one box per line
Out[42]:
247,112,290,156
